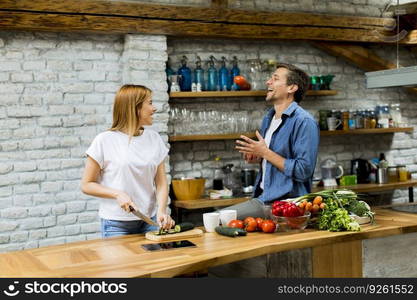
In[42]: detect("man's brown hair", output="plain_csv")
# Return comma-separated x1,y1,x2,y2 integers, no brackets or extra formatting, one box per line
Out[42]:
276,63,309,103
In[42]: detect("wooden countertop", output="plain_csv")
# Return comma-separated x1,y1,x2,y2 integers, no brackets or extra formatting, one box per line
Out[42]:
1,208,417,278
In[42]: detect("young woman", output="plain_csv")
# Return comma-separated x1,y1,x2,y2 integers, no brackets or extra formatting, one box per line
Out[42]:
81,84,175,238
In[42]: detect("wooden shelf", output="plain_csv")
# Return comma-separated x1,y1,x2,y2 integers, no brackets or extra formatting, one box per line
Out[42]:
169,127,413,142
169,90,338,98
320,127,414,136
173,196,250,210
313,179,417,194
169,132,256,142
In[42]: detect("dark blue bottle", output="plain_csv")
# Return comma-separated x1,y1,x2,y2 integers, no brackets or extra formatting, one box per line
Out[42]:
207,55,218,91
230,56,240,91
165,58,176,93
219,56,230,91
177,56,192,91
194,56,205,91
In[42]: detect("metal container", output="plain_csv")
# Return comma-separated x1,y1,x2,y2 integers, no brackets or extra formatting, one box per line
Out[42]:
241,169,256,193
377,167,388,184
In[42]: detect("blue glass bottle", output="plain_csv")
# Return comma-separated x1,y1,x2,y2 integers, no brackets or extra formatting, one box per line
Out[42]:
230,56,240,91
207,55,218,91
194,56,205,91
219,56,230,91
177,55,192,91
165,58,176,93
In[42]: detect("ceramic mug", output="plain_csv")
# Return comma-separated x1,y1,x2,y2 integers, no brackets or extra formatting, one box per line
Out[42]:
203,212,220,232
326,117,341,131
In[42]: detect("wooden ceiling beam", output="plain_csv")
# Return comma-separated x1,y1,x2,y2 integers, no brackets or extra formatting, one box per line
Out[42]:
0,11,402,43
313,42,417,93
0,0,392,29
1,0,415,44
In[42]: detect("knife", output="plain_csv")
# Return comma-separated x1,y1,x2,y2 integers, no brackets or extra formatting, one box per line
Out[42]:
129,206,159,227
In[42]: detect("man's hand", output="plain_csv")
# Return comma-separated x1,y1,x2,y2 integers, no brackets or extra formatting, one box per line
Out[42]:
235,131,269,159
243,153,261,164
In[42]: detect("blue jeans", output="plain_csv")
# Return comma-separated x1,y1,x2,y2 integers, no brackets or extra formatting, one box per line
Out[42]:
101,217,158,238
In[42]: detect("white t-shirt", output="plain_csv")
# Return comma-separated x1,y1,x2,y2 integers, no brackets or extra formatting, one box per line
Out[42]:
86,129,169,221
260,117,282,190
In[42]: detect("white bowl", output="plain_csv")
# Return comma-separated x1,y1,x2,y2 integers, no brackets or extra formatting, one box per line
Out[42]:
350,214,371,225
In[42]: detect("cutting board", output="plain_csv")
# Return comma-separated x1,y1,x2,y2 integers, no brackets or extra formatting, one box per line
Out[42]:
145,228,204,241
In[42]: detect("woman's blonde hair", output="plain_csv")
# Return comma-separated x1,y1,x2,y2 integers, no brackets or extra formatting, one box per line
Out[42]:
110,84,152,138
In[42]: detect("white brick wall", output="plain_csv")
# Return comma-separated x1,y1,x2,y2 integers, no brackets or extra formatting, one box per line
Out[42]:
168,37,417,195
0,31,170,252
0,32,124,252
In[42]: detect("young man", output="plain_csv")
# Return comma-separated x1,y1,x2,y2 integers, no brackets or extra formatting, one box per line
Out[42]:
228,63,320,219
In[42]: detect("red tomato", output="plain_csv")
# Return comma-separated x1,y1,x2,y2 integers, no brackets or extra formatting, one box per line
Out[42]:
261,219,276,233
240,82,251,90
255,217,264,231
244,217,257,232
282,203,303,217
233,75,247,86
228,219,244,229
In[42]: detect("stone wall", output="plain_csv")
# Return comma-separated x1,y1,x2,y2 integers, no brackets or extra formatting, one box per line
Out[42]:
168,37,417,203
0,32,168,252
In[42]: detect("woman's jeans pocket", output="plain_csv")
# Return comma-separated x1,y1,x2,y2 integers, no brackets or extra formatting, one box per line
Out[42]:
101,218,158,238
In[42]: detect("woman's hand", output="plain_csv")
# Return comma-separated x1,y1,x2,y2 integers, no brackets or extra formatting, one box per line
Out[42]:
157,210,175,230
115,192,137,212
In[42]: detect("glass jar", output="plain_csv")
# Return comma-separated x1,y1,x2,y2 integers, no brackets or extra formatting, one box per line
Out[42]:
390,103,402,127
319,110,330,130
398,165,408,182
247,59,263,90
387,166,398,183
342,110,349,130
363,110,370,129
369,109,377,129
348,109,356,129
355,110,363,129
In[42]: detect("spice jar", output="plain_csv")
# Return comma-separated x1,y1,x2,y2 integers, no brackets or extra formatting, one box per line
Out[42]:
342,110,349,130
398,165,408,182
387,166,398,183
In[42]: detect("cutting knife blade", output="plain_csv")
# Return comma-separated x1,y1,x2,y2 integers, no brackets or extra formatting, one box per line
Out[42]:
129,206,159,227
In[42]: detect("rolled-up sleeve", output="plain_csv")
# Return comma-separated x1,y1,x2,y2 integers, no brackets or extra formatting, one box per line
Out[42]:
283,118,319,182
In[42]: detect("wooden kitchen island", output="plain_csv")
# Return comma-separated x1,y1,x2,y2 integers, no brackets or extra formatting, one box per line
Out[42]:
1,208,417,278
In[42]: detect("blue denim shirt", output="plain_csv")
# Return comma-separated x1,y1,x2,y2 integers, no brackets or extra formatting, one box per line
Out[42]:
254,102,319,203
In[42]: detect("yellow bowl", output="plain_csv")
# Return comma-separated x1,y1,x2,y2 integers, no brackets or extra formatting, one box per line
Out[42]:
172,178,206,201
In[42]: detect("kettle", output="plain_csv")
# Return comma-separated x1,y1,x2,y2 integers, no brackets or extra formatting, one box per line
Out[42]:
351,159,371,183
320,159,344,187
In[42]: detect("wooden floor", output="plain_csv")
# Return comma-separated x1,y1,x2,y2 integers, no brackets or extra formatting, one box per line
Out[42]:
0,208,416,278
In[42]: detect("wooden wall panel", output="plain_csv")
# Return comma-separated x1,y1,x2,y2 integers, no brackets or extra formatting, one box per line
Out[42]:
312,240,363,278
